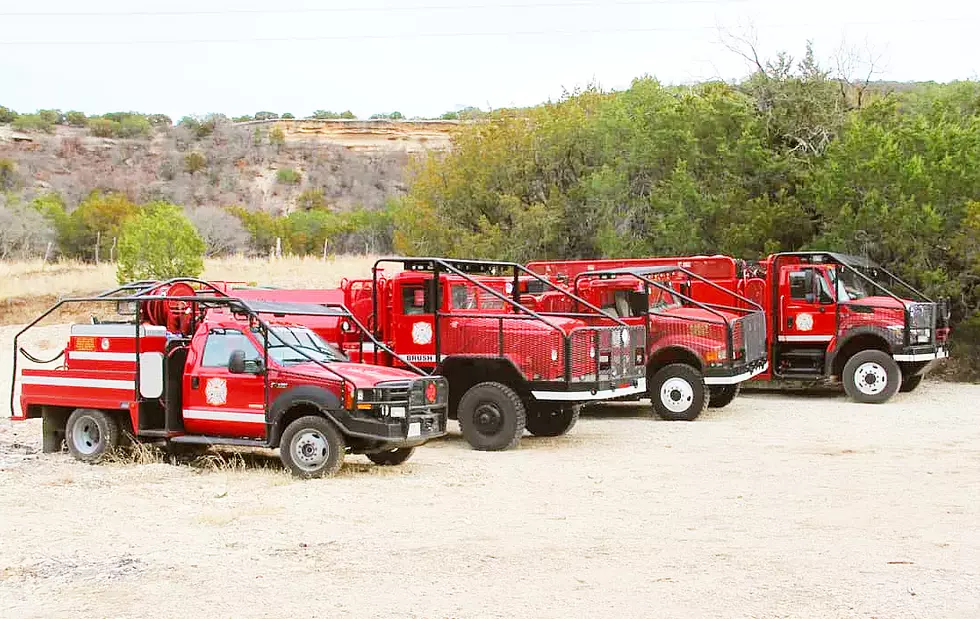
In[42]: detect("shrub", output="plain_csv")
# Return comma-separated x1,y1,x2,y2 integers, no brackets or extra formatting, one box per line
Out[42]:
254,111,279,121
312,110,340,119
146,114,172,128
38,109,64,125
227,205,288,255
118,115,152,138
88,118,118,137
232,115,253,123
276,167,301,185
62,191,139,261
0,105,16,123
0,158,17,191
12,114,54,133
187,206,251,256
65,110,87,127
268,125,285,147
369,112,404,120
281,112,295,119
339,110,356,119
296,188,327,210
184,152,207,175
117,202,205,282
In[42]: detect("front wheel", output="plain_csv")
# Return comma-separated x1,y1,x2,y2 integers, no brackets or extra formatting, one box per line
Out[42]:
66,408,120,463
457,381,526,451
279,416,345,478
899,373,924,393
842,350,901,404
525,404,580,437
649,364,709,421
367,447,415,466
707,383,741,409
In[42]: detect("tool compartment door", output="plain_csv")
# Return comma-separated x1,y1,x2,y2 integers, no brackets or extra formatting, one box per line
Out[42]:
183,328,267,438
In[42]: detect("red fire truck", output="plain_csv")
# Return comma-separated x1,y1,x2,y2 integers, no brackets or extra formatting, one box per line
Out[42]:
528,252,950,403
236,258,647,451
10,279,448,477
559,265,767,420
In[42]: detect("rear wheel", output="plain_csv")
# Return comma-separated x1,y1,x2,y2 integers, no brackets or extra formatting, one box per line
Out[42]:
707,383,741,409
525,404,580,437
899,374,924,393
279,416,345,478
457,381,526,451
367,447,415,466
65,408,119,463
842,350,901,404
649,364,709,421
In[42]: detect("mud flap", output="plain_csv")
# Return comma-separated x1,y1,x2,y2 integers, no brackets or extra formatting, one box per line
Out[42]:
41,407,69,453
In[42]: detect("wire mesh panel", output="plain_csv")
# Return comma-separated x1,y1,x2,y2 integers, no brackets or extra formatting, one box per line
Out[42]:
568,325,645,383
437,316,566,381
734,312,767,363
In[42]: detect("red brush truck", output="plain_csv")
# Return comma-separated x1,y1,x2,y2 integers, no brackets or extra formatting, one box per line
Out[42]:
558,265,767,420
529,252,950,403
235,258,647,451
10,279,448,477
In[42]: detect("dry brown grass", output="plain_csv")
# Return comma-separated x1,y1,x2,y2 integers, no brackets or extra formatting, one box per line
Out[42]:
0,255,378,325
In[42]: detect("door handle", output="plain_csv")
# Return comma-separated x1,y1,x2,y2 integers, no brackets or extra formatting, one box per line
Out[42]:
819,307,826,313
191,377,200,389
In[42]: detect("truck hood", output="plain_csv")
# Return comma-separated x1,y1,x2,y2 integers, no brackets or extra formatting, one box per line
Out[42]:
841,296,907,310
655,306,741,323
288,361,420,387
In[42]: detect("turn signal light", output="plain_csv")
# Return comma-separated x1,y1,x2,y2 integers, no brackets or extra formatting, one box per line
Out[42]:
342,382,355,409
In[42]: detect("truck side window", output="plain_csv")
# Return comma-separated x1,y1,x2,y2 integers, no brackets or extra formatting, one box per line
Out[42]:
202,329,261,367
451,284,477,309
401,285,431,315
788,271,809,300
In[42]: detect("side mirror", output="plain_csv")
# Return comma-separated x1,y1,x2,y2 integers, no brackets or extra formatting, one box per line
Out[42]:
228,350,264,374
228,350,247,374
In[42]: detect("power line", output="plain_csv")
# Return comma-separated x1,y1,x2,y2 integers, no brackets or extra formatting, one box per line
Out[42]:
0,0,749,18
0,18,970,46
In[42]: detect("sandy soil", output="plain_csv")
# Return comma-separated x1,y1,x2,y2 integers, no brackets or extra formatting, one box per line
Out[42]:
1,324,979,618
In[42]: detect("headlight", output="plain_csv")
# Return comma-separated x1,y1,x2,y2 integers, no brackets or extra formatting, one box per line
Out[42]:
620,329,631,347
912,328,931,344
551,349,559,362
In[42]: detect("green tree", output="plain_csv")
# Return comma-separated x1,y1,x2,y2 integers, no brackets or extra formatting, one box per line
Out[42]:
281,112,295,119
312,110,340,119
65,111,87,127
0,105,16,123
117,203,205,282
12,114,55,133
339,110,356,119
63,191,139,261
296,188,327,210
88,118,118,137
269,125,285,148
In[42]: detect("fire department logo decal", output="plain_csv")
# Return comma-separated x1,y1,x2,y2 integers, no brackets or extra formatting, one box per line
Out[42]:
412,321,433,345
206,378,228,406
796,313,814,332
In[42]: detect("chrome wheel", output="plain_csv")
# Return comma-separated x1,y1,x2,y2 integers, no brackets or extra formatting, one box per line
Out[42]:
290,429,329,472
854,362,888,396
660,377,694,414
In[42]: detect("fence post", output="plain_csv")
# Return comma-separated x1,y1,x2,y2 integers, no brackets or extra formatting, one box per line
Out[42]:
95,231,101,265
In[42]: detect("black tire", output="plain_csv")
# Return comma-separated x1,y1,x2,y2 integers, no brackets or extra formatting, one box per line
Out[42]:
367,447,415,466
65,408,120,463
649,363,709,421
707,383,741,409
457,381,526,451
899,373,924,393
279,415,345,478
525,404,580,437
842,350,901,404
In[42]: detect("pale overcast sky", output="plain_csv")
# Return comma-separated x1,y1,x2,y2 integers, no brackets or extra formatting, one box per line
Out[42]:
1,0,977,119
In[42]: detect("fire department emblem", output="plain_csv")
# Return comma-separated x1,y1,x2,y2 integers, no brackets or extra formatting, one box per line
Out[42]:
412,321,433,345
206,378,228,406
100,338,110,351
796,312,814,332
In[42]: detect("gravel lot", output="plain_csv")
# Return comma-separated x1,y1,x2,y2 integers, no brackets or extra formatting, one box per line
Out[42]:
1,324,979,618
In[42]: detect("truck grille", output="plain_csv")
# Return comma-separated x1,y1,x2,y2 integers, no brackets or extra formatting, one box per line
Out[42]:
734,312,767,363
569,325,646,383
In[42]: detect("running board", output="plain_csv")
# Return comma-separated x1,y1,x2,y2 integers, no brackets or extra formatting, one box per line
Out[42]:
168,436,270,448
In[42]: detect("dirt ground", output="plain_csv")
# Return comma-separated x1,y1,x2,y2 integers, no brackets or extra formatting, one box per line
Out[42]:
1,324,979,618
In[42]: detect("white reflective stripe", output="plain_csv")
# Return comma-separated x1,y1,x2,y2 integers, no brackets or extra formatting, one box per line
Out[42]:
70,324,167,337
20,375,135,390
532,378,647,402
182,409,267,423
894,349,949,362
704,362,769,385
778,335,833,342
70,351,138,362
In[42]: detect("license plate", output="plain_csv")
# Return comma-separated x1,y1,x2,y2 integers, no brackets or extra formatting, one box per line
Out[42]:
408,422,421,438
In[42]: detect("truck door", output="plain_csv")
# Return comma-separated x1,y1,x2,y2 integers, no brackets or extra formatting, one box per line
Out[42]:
391,279,438,367
183,327,267,439
778,266,836,344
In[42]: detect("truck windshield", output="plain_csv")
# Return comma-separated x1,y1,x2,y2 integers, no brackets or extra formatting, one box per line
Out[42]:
833,267,889,302
263,326,347,365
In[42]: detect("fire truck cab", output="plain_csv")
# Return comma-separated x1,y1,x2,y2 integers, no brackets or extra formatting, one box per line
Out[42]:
11,280,448,477
319,258,648,451
569,265,768,420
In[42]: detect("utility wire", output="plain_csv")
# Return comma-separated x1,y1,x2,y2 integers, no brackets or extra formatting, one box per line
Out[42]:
1,1,749,18
0,18,971,46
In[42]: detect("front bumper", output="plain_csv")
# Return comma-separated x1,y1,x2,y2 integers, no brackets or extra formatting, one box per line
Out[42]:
337,406,448,445
893,345,949,362
704,358,769,385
